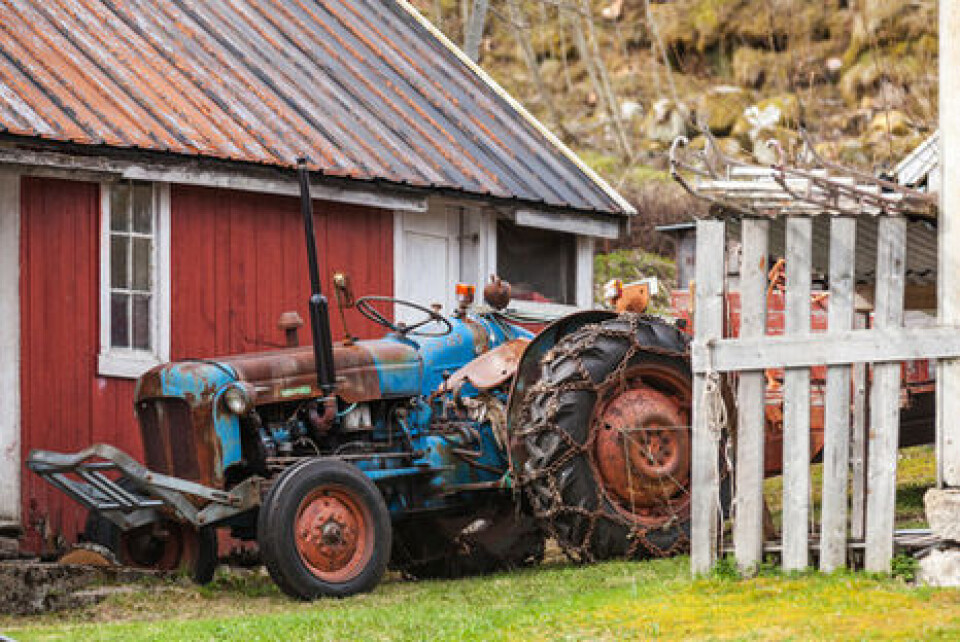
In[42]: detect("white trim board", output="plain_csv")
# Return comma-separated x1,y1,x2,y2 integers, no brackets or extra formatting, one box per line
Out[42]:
515,208,620,240
0,171,21,530
0,145,427,213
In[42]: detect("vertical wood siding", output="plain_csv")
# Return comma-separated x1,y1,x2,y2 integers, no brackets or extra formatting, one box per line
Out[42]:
19,179,393,552
169,185,394,356
19,177,142,551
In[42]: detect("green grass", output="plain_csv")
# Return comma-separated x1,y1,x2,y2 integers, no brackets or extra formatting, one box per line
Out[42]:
2,447,944,641
7,557,960,641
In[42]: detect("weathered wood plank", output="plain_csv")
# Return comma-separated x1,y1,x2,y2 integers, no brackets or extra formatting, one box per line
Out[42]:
865,216,906,572
850,312,870,542
939,1,960,488
734,219,768,575
691,325,960,373
782,217,812,570
820,217,856,571
691,220,726,575
0,171,20,528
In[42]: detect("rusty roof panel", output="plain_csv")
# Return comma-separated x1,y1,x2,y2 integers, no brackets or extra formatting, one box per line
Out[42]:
0,0,632,215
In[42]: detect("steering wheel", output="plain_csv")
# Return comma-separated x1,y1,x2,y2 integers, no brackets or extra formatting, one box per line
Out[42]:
355,296,453,337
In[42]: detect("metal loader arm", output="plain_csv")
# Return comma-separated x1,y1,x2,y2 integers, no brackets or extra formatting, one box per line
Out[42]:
28,444,261,531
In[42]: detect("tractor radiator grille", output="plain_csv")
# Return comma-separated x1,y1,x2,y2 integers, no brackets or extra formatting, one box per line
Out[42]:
136,398,201,481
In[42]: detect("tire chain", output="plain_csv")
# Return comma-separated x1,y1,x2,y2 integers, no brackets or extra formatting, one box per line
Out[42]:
516,313,728,563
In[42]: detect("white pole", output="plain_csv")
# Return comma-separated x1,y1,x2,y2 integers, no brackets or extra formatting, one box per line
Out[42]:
938,1,960,488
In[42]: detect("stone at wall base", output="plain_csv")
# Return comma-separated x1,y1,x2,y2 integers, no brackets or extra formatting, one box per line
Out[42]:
0,537,17,561
924,488,960,542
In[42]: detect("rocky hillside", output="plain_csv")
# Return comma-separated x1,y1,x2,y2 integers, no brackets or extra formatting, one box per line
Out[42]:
412,0,938,249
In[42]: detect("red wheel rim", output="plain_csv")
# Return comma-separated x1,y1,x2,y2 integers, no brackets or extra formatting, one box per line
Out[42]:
294,485,373,583
592,363,692,527
119,519,199,571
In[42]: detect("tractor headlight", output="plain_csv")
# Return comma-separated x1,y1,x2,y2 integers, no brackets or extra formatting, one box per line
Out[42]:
221,383,254,415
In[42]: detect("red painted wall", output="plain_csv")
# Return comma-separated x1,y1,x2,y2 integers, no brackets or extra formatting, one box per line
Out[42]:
169,185,394,356
19,177,143,552
19,178,393,552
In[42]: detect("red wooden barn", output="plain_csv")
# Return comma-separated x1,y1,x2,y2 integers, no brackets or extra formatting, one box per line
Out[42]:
0,0,633,553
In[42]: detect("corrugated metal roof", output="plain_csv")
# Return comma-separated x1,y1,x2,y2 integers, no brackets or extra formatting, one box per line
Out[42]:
726,216,937,287
0,0,632,215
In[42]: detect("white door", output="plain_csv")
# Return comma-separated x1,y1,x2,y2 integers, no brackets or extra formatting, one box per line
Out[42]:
394,204,492,324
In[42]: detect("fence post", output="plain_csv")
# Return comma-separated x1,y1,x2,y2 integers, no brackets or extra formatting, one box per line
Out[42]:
691,219,726,575
820,217,856,571
865,216,906,572
734,218,768,575
938,0,960,489
782,217,812,571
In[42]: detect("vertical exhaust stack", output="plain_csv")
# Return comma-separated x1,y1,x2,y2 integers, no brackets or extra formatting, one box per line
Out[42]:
297,159,336,393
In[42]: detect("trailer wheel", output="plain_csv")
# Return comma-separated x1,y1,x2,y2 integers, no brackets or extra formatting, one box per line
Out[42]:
120,520,218,584
84,512,217,584
258,458,391,599
519,314,732,562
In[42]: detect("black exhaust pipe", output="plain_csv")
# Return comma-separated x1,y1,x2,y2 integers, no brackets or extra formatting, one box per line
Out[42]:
297,159,336,393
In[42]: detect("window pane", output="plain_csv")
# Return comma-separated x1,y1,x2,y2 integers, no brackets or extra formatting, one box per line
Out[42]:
133,183,153,234
132,294,151,350
132,237,152,291
111,235,129,289
110,184,130,232
496,220,577,305
111,293,130,348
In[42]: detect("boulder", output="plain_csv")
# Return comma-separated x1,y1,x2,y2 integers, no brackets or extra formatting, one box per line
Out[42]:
867,109,911,138
925,488,960,543
919,549,960,587
642,98,690,145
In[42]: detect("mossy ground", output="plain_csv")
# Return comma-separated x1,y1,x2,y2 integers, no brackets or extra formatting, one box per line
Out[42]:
762,444,936,531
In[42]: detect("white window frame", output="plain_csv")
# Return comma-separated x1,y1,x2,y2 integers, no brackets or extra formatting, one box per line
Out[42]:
98,181,171,379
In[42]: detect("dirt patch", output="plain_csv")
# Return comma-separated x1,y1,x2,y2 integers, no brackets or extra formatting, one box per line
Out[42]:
0,562,165,616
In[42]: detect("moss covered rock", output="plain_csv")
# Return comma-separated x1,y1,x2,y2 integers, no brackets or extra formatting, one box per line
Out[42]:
697,86,751,136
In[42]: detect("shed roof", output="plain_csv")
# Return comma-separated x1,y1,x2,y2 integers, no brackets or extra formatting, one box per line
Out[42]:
0,0,632,215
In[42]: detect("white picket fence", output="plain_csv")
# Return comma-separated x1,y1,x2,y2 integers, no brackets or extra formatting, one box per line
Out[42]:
689,214,960,575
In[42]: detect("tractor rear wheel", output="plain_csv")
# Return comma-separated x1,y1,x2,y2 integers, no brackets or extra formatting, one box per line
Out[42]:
258,458,391,599
519,314,731,562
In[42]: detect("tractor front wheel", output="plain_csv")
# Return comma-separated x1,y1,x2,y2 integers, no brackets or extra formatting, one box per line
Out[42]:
258,458,391,599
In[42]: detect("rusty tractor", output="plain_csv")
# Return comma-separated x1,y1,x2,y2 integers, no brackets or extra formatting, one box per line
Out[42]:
28,163,710,599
